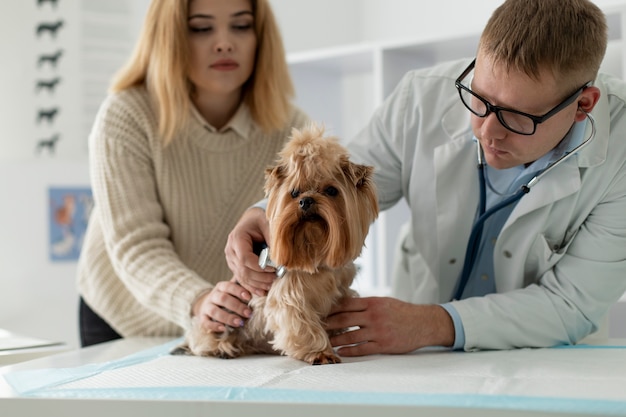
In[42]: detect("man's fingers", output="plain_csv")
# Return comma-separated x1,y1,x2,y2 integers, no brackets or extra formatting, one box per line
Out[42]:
336,341,380,357
330,297,369,314
330,326,366,347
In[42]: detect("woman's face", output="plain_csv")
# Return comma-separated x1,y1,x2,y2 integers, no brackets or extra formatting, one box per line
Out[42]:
187,0,257,102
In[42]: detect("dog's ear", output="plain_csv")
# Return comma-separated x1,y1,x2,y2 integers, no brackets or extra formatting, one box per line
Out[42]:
344,161,374,189
265,164,286,181
264,163,286,194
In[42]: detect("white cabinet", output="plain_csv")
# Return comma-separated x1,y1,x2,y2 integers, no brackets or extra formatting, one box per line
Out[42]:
288,5,626,297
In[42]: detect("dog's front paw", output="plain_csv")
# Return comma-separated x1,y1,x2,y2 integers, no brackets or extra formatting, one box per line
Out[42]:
305,351,342,365
170,343,193,356
216,350,240,359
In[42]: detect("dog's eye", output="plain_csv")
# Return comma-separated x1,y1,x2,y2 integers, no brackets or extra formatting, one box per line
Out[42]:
324,186,338,197
291,189,300,198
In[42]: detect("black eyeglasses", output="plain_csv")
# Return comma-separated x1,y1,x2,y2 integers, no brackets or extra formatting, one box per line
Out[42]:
455,59,590,135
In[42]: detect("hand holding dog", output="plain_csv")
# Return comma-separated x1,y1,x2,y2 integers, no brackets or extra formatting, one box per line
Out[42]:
326,297,455,355
192,278,253,332
225,207,276,297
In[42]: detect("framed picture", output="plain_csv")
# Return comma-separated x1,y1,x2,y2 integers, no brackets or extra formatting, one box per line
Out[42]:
48,186,93,261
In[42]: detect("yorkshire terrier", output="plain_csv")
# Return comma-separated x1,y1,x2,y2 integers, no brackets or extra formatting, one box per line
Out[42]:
176,124,379,365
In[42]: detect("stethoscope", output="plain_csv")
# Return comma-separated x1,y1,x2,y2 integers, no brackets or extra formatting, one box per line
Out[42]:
451,111,597,301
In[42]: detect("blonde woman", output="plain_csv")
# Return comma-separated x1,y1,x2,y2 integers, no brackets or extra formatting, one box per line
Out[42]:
77,0,308,347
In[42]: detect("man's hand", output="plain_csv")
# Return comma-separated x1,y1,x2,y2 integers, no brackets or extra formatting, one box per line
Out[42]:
326,297,455,356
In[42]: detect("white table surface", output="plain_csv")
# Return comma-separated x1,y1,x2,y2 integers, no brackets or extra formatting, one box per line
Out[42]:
1,337,626,417
0,328,67,366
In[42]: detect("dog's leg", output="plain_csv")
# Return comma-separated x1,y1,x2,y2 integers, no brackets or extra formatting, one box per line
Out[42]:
184,318,244,358
180,304,270,359
268,307,340,365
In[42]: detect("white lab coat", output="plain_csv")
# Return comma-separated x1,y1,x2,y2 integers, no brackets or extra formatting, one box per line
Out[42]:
346,59,626,350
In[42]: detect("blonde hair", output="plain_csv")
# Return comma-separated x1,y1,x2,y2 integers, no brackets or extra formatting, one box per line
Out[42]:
110,0,294,144
480,0,607,90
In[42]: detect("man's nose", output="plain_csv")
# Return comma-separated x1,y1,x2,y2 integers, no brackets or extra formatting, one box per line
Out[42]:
479,112,508,139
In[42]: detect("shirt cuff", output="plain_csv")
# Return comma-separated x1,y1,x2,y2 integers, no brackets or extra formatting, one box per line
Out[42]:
440,303,465,350
252,198,268,211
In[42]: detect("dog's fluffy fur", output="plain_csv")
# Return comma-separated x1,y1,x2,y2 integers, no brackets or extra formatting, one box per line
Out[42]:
176,124,379,365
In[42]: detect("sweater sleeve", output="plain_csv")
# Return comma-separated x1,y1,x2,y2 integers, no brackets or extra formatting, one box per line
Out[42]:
88,91,212,329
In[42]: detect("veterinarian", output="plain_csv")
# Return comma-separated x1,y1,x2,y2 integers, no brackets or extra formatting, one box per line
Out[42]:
76,0,308,347
225,0,626,353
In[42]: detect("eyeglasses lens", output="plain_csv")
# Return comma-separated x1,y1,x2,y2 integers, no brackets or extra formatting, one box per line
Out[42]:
458,86,535,135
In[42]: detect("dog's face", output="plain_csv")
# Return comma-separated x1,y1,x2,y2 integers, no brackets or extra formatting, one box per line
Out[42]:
264,125,379,273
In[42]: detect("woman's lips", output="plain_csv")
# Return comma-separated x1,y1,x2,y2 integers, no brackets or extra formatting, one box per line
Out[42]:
211,59,239,70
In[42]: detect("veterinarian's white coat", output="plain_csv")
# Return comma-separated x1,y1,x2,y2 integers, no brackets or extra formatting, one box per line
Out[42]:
347,59,626,350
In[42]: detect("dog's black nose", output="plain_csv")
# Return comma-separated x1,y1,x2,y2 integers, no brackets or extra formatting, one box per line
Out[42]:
299,196,314,211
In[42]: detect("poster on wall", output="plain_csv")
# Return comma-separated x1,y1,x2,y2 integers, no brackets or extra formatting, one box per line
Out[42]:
48,186,93,262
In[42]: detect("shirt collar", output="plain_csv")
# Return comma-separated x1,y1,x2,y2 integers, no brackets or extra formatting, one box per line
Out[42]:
190,102,254,138
523,117,588,175
477,118,588,203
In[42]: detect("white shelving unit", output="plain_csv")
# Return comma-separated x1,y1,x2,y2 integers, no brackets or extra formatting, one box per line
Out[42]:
287,5,626,299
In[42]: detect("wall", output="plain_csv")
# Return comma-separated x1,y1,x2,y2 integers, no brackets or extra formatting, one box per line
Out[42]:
0,0,137,348
270,0,363,53
1,0,624,349
276,0,626,53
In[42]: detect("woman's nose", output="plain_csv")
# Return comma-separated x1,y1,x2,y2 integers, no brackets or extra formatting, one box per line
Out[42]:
214,37,233,53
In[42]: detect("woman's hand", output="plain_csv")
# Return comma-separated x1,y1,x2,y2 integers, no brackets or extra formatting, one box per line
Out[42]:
192,278,253,332
325,297,455,356
225,207,277,296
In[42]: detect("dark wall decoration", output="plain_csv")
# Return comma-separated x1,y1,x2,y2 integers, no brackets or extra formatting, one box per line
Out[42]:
35,76,62,94
34,0,64,156
37,0,59,9
37,49,64,68
36,20,64,38
37,107,60,124
36,133,61,155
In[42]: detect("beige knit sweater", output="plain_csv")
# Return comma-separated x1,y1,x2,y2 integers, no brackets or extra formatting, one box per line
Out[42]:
77,86,309,337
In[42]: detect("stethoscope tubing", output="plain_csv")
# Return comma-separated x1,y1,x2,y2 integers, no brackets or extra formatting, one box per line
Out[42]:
451,111,596,301
452,167,528,301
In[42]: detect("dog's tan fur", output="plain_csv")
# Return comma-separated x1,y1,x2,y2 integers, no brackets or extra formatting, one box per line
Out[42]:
178,124,378,365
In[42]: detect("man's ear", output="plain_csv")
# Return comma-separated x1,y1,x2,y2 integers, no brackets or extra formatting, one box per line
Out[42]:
575,86,601,122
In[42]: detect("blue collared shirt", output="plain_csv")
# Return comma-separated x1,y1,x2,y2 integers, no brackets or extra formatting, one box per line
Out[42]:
441,119,587,350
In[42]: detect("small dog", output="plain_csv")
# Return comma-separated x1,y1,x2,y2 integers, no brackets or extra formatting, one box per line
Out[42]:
176,124,379,365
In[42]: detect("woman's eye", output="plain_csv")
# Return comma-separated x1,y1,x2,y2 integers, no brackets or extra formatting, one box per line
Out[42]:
189,26,212,33
232,23,252,31
291,189,300,198
325,186,338,197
